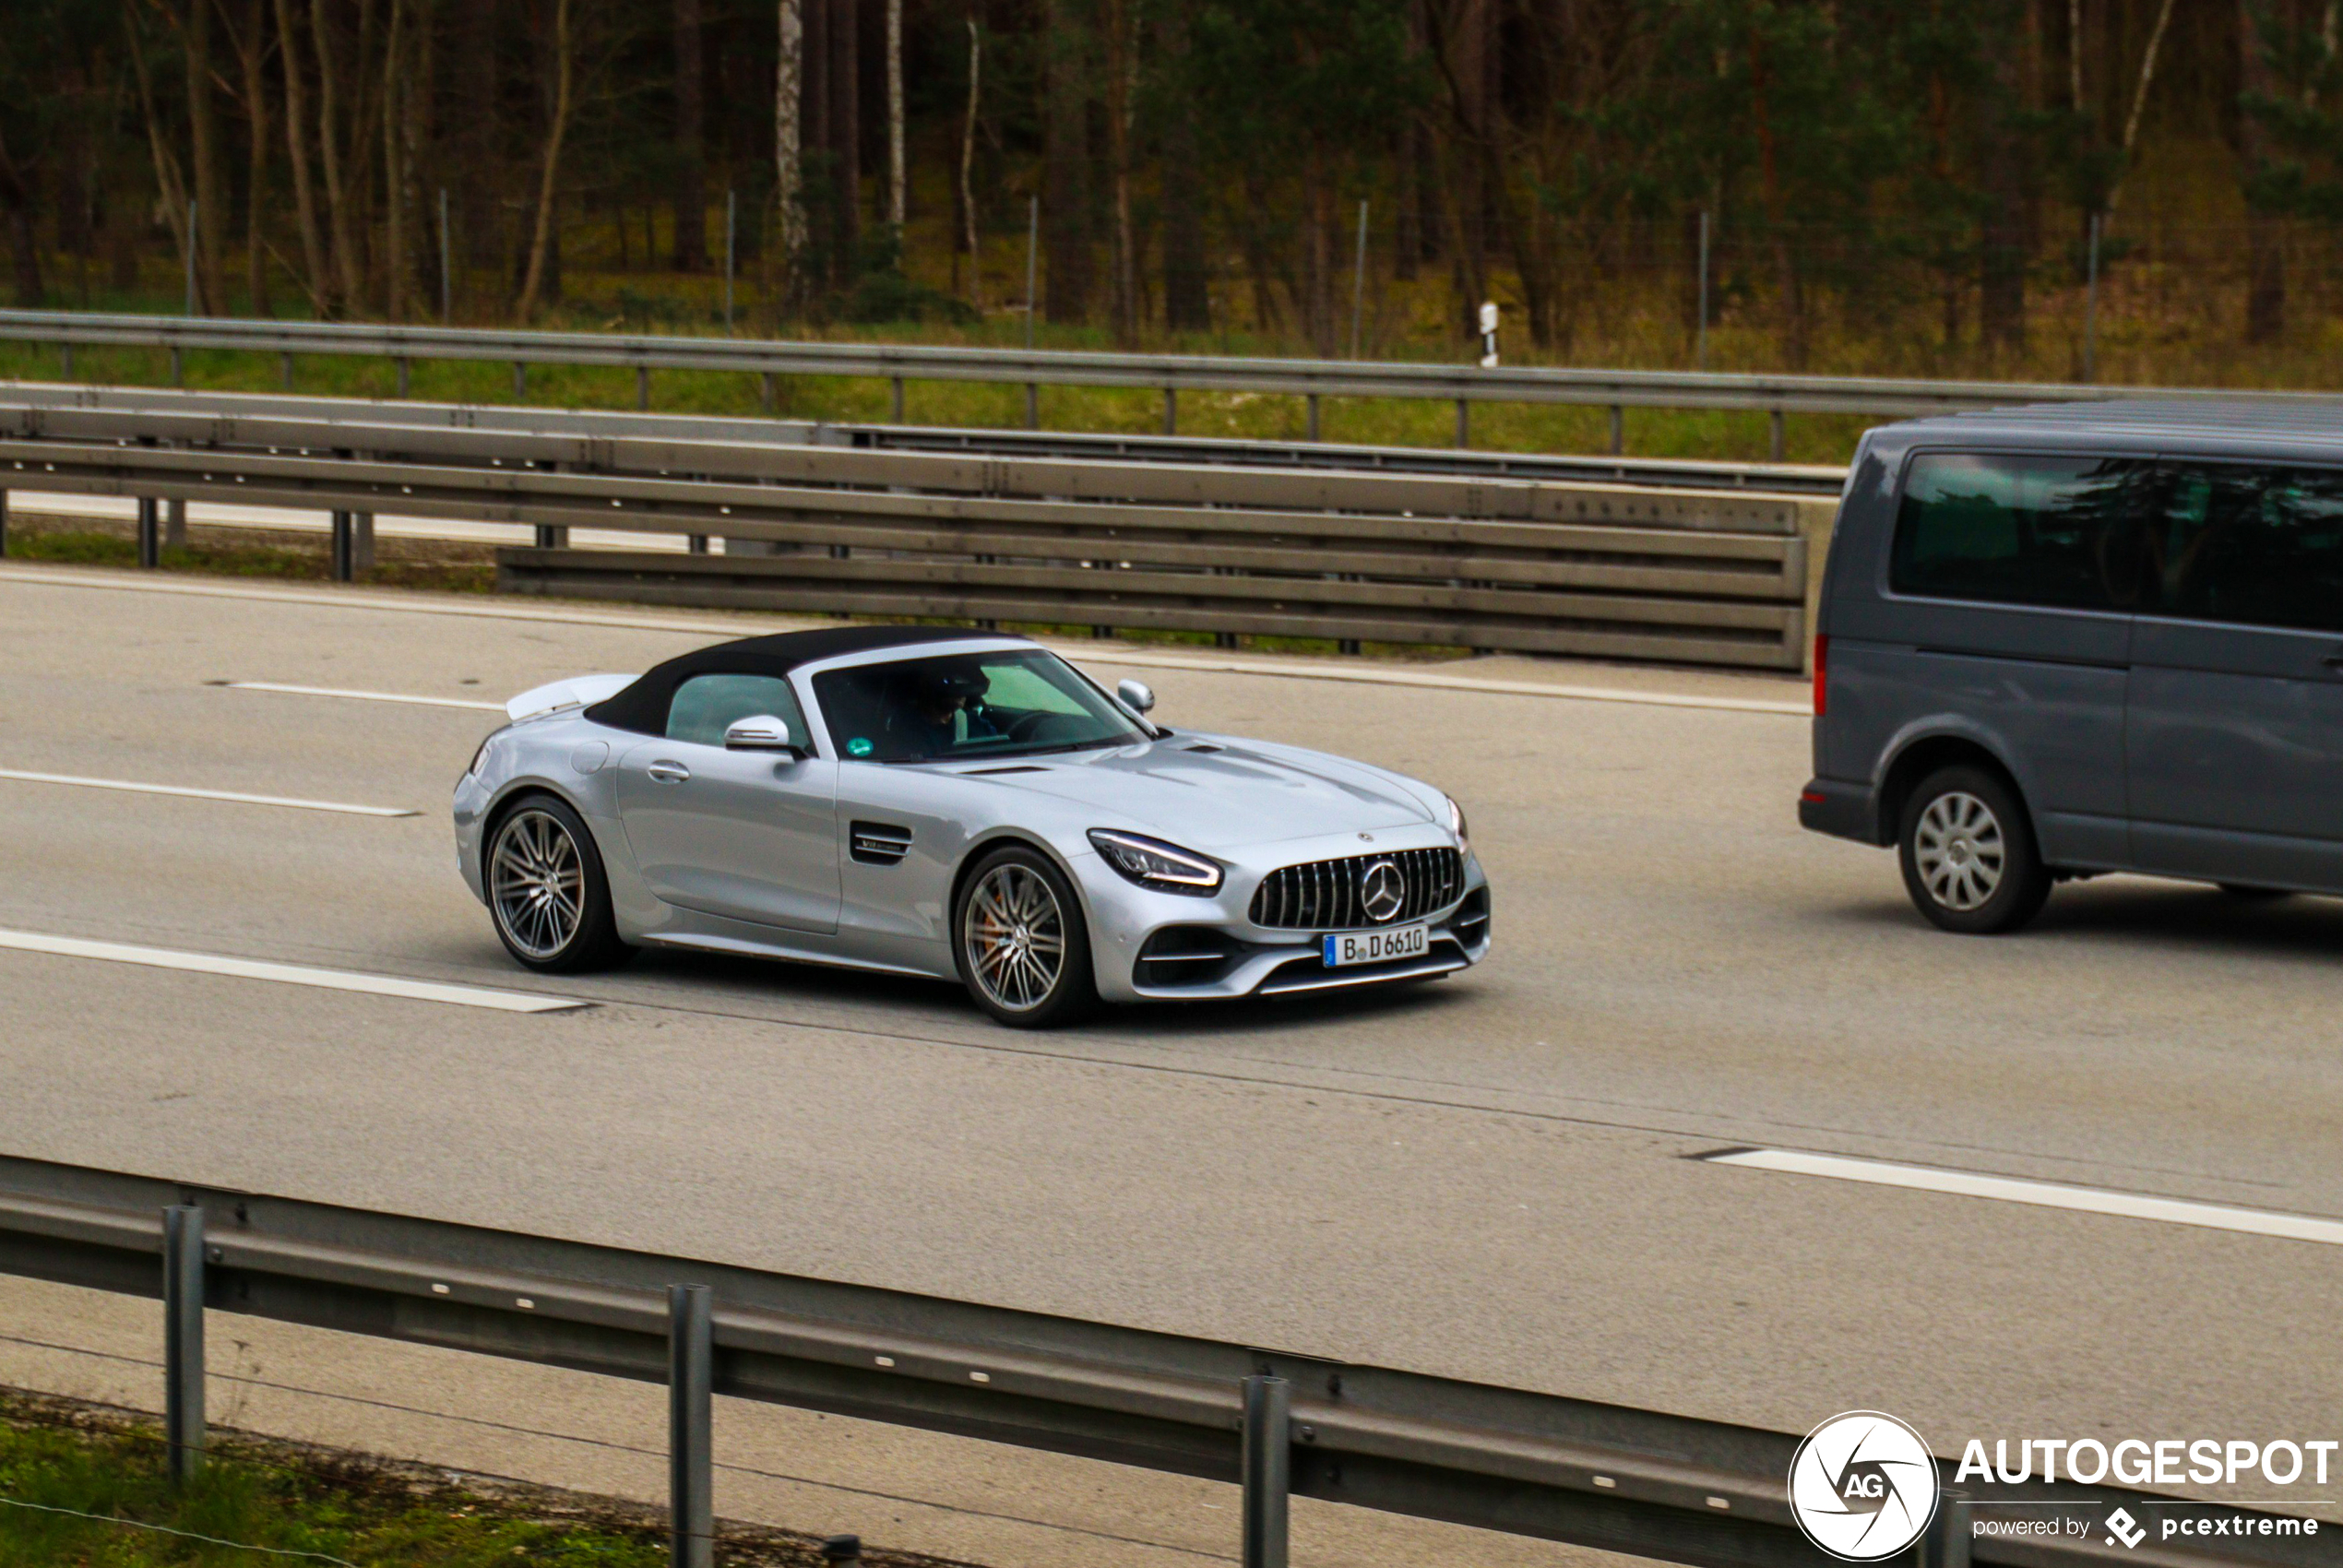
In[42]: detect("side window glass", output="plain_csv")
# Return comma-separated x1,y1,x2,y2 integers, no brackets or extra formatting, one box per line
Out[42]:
1889,454,2149,612
666,673,810,748
2156,464,2343,633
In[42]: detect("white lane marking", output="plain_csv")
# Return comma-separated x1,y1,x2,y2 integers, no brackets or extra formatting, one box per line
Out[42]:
0,566,1806,716
220,680,505,712
0,767,417,817
1707,1147,2343,1247
0,929,586,1013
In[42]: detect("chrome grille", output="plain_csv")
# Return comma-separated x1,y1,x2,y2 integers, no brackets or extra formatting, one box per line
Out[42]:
1248,848,1463,930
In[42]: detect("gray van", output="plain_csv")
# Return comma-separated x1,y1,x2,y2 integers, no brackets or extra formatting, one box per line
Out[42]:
1801,400,2343,932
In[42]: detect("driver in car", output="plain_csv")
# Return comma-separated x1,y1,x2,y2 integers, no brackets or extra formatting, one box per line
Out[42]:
896,663,999,755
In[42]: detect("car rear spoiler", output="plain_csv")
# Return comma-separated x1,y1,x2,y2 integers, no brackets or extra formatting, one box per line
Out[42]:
505,673,636,721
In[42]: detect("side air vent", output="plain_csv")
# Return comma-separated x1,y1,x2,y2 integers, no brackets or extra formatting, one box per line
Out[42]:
850,821,913,866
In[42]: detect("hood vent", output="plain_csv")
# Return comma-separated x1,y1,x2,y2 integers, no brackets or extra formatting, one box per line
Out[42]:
961,765,1052,776
1181,742,1225,754
850,822,913,866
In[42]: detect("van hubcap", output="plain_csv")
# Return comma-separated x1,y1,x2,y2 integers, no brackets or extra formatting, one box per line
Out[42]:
1915,791,2004,911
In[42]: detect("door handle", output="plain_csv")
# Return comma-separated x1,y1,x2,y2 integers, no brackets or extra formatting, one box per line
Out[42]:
646,760,691,783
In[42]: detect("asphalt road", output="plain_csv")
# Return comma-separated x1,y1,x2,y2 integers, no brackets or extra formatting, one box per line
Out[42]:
3,563,2340,1555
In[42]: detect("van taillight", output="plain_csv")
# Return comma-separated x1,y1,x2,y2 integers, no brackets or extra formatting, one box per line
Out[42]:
1813,634,1829,717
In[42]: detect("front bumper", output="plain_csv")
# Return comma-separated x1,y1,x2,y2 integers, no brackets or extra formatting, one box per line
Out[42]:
1078,840,1492,1004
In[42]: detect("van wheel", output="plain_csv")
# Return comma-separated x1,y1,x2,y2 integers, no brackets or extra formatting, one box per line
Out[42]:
1897,766,2052,934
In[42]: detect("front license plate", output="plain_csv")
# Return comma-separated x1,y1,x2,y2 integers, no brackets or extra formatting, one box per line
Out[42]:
1323,923,1429,967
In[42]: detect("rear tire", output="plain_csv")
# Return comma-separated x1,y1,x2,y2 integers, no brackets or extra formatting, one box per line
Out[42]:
953,845,1099,1028
484,793,632,973
1897,766,2052,934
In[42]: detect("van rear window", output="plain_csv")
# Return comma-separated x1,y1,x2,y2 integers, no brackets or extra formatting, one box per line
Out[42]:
1890,454,2150,612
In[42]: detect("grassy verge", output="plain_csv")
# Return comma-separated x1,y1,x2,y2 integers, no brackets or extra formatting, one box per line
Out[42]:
0,1388,969,1568
0,337,1875,467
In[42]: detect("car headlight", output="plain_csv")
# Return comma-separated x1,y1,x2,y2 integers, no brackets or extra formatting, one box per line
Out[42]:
1087,829,1223,894
1445,794,1470,854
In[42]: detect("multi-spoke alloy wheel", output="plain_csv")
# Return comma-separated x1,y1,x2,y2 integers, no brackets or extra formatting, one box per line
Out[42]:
954,847,1098,1028
1897,766,2052,935
483,795,630,972
1912,790,2003,912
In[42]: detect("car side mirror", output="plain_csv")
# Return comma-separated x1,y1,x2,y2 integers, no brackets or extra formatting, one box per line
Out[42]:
1117,679,1156,716
724,714,802,755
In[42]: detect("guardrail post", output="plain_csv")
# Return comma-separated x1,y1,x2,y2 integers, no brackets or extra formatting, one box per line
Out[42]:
1306,395,1320,442
280,352,294,389
137,497,161,568
1768,409,1785,462
352,512,375,574
687,534,708,554
1241,1374,1290,1568
669,1284,714,1568
162,1205,205,1480
761,373,777,413
534,525,568,550
1163,388,1177,435
819,1536,862,1565
513,362,527,399
330,510,354,581
638,366,651,411
171,347,184,387
0,488,9,557
890,377,905,422
1454,398,1469,448
165,498,188,552
397,359,411,398
1026,384,1040,429
59,343,72,379
1608,405,1623,455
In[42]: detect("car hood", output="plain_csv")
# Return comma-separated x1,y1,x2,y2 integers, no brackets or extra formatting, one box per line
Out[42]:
948,732,1440,849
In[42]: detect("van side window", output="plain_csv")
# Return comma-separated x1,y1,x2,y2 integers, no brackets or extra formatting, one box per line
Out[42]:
2150,464,2343,634
1889,454,2149,612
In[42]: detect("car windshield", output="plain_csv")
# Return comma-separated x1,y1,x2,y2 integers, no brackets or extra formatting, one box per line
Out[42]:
812,648,1150,763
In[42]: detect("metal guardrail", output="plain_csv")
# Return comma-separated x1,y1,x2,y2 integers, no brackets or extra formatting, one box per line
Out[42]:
0,379,1854,495
1,306,2319,457
0,1152,2321,1568
0,386,1834,670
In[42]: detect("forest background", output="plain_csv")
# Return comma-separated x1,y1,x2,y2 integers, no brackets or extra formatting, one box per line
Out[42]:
7,0,2343,406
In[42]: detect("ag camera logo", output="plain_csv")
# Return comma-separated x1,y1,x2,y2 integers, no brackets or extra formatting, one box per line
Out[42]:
1789,1411,1941,1562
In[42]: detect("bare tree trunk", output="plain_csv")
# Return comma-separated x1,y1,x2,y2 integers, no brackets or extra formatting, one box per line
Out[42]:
312,0,366,309
1747,28,1806,368
1103,0,1138,342
383,0,408,319
887,0,905,233
1977,16,2028,354
2237,0,2285,342
231,0,275,315
404,0,434,312
775,0,806,305
1157,5,1207,331
674,0,708,269
274,0,332,312
0,126,47,306
958,11,980,303
186,0,228,312
2101,0,2176,215
516,0,575,316
129,12,197,286
1040,0,1091,324
828,0,860,278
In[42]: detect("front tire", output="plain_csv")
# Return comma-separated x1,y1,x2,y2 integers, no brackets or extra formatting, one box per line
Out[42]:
485,794,631,973
1897,766,2051,934
954,845,1098,1028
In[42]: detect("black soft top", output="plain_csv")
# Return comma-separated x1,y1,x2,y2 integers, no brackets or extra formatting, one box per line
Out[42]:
587,624,1029,735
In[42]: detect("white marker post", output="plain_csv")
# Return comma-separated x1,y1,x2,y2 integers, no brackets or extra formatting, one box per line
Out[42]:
1478,301,1499,368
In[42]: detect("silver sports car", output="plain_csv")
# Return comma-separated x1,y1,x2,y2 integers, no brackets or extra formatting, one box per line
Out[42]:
453,626,1490,1027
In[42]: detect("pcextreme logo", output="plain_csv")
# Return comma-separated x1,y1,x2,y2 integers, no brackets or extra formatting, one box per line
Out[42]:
1789,1411,1942,1562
